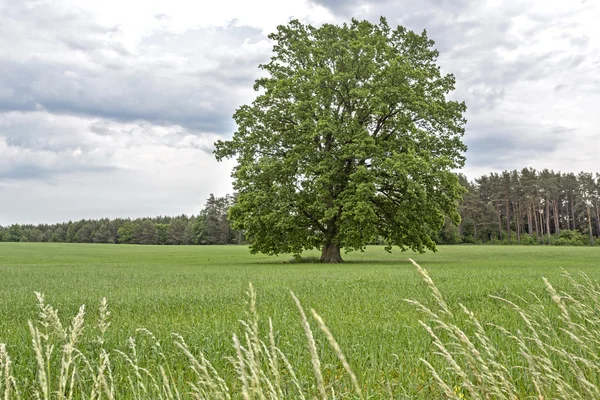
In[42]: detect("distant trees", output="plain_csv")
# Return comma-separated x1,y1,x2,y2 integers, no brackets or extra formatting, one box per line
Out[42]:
93,223,113,244
197,194,239,244
0,194,243,245
2,176,597,247
134,220,159,245
167,218,188,245
439,169,600,246
6,224,25,242
117,222,135,244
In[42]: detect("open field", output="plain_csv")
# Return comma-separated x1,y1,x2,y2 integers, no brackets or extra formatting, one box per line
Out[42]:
1,243,600,398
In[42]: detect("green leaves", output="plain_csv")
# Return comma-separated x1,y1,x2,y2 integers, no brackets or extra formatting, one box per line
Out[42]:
215,18,467,262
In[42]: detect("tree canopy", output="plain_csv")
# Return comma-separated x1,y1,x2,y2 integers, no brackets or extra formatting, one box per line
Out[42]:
215,17,467,263
0,194,242,245
447,170,600,246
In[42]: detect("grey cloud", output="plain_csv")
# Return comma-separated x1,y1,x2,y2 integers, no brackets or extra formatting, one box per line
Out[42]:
312,0,470,16
0,63,40,113
0,3,269,133
310,0,387,13
0,111,219,156
0,163,117,181
464,123,573,169
463,85,505,112
0,112,90,152
0,164,53,180
1,0,122,53
569,35,589,48
0,54,243,133
87,119,219,152
459,52,557,88
0,161,233,225
0,111,220,185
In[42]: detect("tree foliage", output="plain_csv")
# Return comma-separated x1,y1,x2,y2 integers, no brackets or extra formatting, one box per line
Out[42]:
198,194,236,244
444,169,600,246
0,194,241,246
215,18,467,262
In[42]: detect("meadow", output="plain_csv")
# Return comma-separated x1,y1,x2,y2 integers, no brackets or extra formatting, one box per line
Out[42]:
1,243,600,398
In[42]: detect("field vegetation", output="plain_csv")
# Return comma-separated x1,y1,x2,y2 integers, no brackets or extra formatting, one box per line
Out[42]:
1,243,600,398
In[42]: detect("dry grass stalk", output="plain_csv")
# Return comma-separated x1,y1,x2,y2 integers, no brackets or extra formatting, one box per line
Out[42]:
409,258,600,399
408,258,453,317
310,308,363,400
290,291,327,400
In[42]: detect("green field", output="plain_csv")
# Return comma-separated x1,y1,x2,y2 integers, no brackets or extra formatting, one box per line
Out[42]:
1,243,600,398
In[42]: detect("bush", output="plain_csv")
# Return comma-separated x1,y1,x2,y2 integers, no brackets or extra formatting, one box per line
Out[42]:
552,230,587,246
435,219,462,245
519,233,535,245
507,231,518,245
490,233,501,245
552,237,571,246
462,234,476,244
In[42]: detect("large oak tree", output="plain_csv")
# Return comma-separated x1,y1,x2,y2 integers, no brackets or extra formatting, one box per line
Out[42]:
215,18,467,262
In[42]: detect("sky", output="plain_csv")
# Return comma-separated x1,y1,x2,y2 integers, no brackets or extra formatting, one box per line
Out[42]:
1,0,599,225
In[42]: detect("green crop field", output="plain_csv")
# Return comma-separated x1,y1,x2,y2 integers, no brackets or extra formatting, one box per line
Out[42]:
1,243,600,398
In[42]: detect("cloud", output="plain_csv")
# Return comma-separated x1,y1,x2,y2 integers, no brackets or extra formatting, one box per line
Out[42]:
1,0,599,223
0,112,237,224
0,2,272,132
0,111,222,185
464,122,573,169
0,164,116,181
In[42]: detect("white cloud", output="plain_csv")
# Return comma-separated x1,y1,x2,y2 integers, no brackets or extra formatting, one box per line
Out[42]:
0,112,235,224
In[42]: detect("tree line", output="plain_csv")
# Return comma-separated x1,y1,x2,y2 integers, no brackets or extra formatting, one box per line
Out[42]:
0,194,243,245
3,170,599,247
438,169,600,246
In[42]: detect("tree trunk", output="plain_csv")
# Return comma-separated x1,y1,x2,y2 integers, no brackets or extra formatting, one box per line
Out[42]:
553,199,560,235
588,206,594,246
527,206,533,236
505,198,511,240
564,200,569,231
538,204,544,243
497,204,503,241
320,242,343,263
514,202,521,243
532,202,539,243
595,200,600,236
571,192,576,230
545,199,551,245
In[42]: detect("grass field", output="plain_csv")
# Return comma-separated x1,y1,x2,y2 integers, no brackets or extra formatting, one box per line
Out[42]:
1,243,600,398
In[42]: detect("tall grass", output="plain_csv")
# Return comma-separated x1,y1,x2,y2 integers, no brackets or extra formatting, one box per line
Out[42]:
407,259,600,399
2,259,600,398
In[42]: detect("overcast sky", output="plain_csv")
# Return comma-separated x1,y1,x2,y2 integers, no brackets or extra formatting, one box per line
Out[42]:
1,0,599,225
